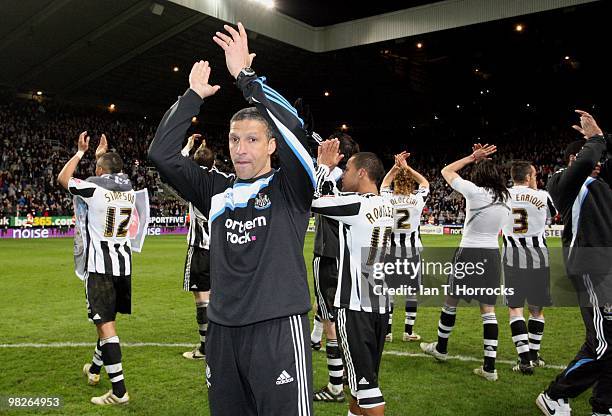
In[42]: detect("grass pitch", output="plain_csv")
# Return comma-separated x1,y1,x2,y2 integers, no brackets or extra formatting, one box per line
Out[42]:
0,234,593,415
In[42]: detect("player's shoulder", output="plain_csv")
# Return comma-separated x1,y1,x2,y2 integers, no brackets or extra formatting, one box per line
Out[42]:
69,176,100,190
535,188,552,198
550,168,565,178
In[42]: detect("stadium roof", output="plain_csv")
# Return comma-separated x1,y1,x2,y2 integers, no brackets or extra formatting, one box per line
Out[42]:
274,0,438,27
0,0,609,139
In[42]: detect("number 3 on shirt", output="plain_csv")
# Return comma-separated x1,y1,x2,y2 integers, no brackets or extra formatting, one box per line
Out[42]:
512,208,528,234
104,207,133,238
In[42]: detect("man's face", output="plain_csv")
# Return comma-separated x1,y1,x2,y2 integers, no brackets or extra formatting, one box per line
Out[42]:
341,157,362,192
228,119,276,180
95,164,103,177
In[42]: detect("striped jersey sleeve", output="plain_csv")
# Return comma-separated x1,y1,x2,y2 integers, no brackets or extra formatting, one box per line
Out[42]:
311,193,364,220
68,177,98,199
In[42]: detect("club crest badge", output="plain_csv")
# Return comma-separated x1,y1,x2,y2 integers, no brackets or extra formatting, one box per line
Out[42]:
254,193,271,210
603,303,612,317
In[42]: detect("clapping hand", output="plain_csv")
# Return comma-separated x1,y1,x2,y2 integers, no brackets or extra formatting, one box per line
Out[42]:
572,110,603,139
471,143,496,162
95,134,108,160
213,22,256,79
317,139,344,170
188,60,221,99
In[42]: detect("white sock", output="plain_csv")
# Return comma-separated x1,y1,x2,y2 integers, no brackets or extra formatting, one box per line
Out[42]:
328,382,343,394
348,411,360,416
311,318,323,343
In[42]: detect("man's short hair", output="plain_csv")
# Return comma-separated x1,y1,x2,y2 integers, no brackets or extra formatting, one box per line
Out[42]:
194,145,215,169
510,160,533,182
230,107,274,140
97,152,123,174
329,133,360,170
564,140,586,163
351,152,385,186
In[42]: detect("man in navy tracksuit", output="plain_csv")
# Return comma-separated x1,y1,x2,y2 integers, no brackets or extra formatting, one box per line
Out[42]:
149,23,315,416
537,110,612,416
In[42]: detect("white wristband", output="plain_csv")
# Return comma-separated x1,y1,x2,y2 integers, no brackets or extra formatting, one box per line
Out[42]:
75,150,85,159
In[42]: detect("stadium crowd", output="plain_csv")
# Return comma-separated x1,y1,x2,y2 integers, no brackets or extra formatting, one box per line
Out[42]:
1,96,572,224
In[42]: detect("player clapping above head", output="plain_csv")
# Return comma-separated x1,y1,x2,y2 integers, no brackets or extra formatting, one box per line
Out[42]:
312,140,392,416
380,151,429,343
58,133,135,406
311,133,360,404
149,22,316,416
421,144,510,382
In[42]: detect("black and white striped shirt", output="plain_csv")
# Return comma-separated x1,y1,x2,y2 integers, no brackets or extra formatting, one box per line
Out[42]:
502,186,557,269
187,203,209,249
186,168,232,249
69,174,135,277
381,185,429,258
312,174,393,314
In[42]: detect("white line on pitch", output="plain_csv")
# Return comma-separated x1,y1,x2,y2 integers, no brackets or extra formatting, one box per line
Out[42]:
0,342,566,370
381,350,566,370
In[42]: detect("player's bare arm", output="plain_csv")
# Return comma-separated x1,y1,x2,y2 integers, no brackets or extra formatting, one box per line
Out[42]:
57,131,89,189
441,144,497,185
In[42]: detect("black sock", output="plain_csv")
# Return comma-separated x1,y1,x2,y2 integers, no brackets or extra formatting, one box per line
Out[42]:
528,317,545,361
326,339,343,388
482,313,498,372
436,304,456,353
196,301,208,354
100,336,126,398
405,299,417,334
509,316,531,364
89,338,102,374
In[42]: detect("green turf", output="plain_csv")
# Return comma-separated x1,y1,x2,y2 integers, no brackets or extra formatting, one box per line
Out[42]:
0,234,594,415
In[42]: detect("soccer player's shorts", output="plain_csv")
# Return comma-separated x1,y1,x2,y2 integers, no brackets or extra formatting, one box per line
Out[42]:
447,247,501,305
313,255,338,321
183,246,211,292
385,251,422,294
503,264,552,308
335,307,387,409
206,314,313,416
85,272,131,324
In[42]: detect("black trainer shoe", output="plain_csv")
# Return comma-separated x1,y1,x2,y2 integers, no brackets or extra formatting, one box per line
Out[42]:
313,385,345,403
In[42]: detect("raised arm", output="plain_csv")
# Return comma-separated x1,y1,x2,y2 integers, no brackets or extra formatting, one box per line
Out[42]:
547,110,606,208
396,151,429,189
58,131,89,189
148,61,222,213
181,134,201,157
441,144,496,185
214,22,317,209
381,152,404,189
311,192,363,224
314,139,344,197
